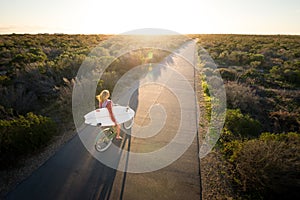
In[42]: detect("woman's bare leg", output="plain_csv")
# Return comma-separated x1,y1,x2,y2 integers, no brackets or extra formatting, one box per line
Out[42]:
116,124,121,139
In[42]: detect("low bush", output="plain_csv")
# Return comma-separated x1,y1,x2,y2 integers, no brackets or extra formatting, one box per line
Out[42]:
270,110,300,133
0,112,57,168
225,109,262,137
223,132,300,199
225,82,262,117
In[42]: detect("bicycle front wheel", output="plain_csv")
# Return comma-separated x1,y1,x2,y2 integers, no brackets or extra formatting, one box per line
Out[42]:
123,117,134,130
95,128,113,152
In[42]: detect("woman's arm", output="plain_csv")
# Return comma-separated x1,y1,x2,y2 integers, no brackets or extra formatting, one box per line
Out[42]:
106,101,117,124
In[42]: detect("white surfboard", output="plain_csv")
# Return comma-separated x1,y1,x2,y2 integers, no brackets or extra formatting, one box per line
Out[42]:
84,105,135,126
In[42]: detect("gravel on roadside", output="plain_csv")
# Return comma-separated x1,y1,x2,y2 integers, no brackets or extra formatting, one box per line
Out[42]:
200,151,235,200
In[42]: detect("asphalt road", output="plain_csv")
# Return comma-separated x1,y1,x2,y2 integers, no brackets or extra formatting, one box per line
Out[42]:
6,40,201,200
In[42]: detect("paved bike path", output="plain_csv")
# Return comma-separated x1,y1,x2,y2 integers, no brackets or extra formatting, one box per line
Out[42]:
109,40,201,200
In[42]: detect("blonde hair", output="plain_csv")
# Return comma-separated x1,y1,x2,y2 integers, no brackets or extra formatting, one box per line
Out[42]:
96,90,110,103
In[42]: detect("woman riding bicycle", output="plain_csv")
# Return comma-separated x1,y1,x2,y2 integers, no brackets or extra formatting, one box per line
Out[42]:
96,90,122,140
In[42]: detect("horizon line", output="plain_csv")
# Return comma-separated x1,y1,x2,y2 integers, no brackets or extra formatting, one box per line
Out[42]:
0,32,300,36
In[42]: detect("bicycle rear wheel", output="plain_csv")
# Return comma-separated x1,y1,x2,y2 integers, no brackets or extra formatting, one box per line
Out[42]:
95,128,113,152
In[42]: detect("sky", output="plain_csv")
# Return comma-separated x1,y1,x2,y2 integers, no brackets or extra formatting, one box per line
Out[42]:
0,0,299,35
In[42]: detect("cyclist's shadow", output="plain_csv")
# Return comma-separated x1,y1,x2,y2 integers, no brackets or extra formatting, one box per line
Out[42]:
120,86,139,160
99,63,165,199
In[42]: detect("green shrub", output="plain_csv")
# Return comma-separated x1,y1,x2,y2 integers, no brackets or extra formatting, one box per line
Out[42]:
225,109,262,137
223,132,300,199
201,80,212,121
202,81,210,97
0,112,57,168
220,138,244,163
260,132,299,143
219,68,237,81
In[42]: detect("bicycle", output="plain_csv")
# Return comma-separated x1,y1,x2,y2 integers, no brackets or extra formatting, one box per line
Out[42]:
94,126,116,152
88,105,135,152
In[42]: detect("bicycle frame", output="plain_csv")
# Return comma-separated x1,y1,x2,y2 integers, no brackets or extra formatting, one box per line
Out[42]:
94,112,134,152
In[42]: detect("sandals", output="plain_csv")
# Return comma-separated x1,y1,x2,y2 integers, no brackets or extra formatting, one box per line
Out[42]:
116,136,123,140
